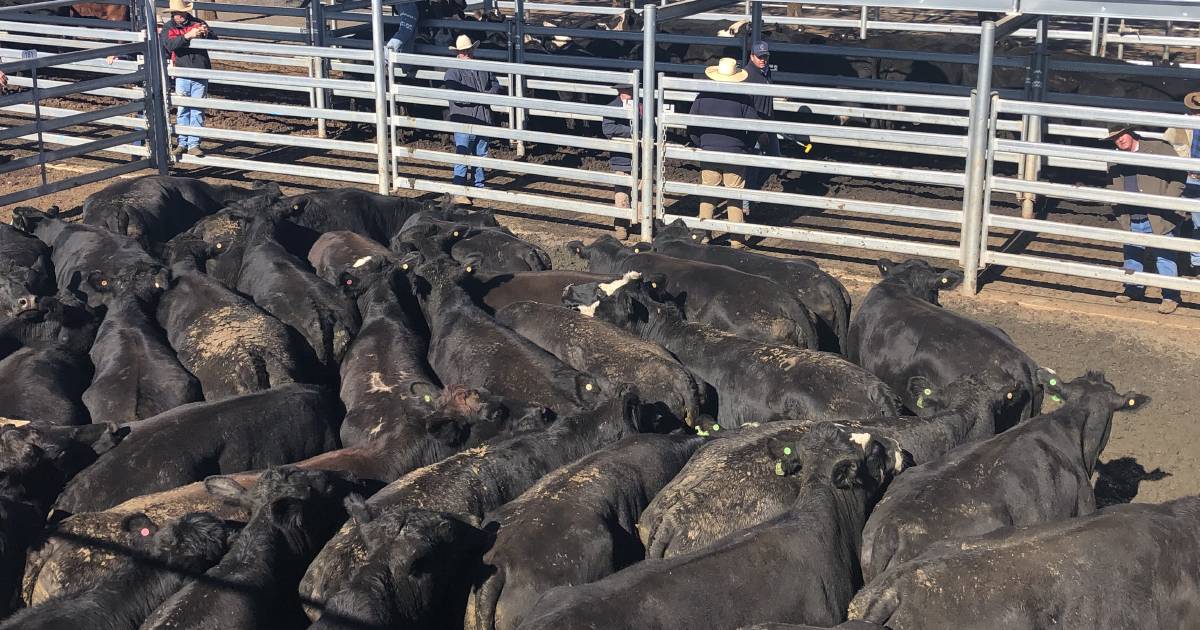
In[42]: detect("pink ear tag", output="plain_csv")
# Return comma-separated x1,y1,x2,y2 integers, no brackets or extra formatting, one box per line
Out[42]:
140,527,151,537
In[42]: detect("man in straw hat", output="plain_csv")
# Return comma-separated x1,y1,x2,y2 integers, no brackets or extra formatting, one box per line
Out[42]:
444,34,502,205
688,57,759,249
1106,123,1187,313
161,0,215,159
1164,90,1200,275
602,83,636,239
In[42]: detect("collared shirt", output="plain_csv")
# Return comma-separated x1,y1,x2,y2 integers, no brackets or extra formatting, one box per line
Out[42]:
443,67,501,126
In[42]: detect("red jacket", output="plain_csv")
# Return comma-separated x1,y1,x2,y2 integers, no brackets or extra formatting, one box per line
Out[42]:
162,15,214,69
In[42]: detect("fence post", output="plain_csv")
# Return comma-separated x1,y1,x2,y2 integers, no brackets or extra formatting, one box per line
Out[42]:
1089,16,1102,56
371,0,391,194
142,0,169,174
639,3,656,242
310,0,328,139
750,0,761,48
960,19,994,296
513,0,527,158
1020,17,1047,219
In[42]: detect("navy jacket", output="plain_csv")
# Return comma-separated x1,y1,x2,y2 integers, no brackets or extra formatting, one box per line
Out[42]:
687,90,758,154
743,63,774,119
444,67,502,126
602,96,634,173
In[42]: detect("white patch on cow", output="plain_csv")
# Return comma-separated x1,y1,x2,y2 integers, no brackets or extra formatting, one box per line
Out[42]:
367,372,394,393
893,450,904,472
718,19,748,37
352,255,373,269
577,301,599,318
849,432,872,452
369,421,384,436
598,270,641,296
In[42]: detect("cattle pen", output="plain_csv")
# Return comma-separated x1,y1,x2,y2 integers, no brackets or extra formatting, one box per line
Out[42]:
3,0,1200,304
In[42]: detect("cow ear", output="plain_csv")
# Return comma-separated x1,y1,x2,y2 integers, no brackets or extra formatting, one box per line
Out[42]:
448,223,471,240
425,416,467,446
461,253,483,275
866,436,908,485
1037,368,1065,403
766,437,802,476
575,374,599,400
1116,392,1150,412
121,513,158,540
876,258,895,277
906,376,937,411
204,476,250,504
830,459,860,489
410,382,438,407
565,240,585,258
397,250,422,273
91,423,129,455
631,242,651,254
934,270,963,291
87,271,111,291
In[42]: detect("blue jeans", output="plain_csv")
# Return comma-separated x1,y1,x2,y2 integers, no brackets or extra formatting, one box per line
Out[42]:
174,77,208,149
1123,217,1181,303
453,132,488,187
1185,184,1200,268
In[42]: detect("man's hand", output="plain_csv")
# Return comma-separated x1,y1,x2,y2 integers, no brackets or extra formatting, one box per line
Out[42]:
106,55,117,65
0,71,7,88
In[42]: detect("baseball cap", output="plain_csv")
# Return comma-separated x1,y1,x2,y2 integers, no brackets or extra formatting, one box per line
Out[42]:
751,41,769,57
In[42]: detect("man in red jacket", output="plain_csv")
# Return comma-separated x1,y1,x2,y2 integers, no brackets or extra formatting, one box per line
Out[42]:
161,0,215,158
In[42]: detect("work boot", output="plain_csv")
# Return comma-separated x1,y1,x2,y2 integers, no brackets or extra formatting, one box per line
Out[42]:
172,145,185,160
614,224,629,240
1158,299,1179,314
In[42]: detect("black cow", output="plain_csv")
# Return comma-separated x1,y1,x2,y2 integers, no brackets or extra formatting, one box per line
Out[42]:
81,175,281,248
52,383,341,515
451,229,553,273
156,265,311,400
308,230,396,286
646,219,851,353
858,370,1148,582
412,256,603,417
496,293,705,429
848,495,1200,629
140,468,363,630
517,424,904,629
224,214,361,369
80,265,201,424
469,434,704,630
0,222,54,320
847,258,1042,429
470,269,617,314
564,273,897,428
298,386,643,618
0,346,92,425
308,502,493,630
0,512,233,630
13,207,163,309
262,189,430,253
0,292,99,359
569,236,818,349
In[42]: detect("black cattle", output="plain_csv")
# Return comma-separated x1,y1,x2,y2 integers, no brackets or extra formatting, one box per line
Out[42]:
308,230,396,286
52,383,341,515
308,502,492,630
0,223,54,320
13,207,163,309
496,292,705,429
81,175,281,247
0,346,92,425
263,189,430,253
469,434,704,630
389,220,475,262
470,269,617,314
849,495,1200,629
298,386,643,618
518,424,904,630
569,235,818,349
140,468,363,630
859,370,1148,582
0,423,125,614
398,203,505,235
412,256,603,417
565,273,897,428
79,266,201,424
647,219,851,353
224,214,361,369
847,258,1042,429
0,512,233,630
452,229,553,273
157,265,311,400
0,291,99,359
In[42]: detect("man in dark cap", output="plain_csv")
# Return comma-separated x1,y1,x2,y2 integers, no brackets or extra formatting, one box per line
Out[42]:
602,83,637,239
742,41,779,216
1106,124,1187,313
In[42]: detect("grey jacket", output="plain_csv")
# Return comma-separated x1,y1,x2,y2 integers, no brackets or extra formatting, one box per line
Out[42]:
1107,137,1188,233
444,67,501,126
602,96,634,173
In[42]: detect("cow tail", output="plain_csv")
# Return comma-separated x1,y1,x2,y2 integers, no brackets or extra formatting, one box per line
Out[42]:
828,281,851,356
645,525,673,559
473,566,505,630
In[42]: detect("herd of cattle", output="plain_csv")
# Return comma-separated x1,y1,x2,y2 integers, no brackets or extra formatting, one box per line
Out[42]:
0,174,1191,629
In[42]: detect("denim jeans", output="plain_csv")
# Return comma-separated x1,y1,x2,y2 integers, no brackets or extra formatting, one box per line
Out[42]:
453,132,488,187
1123,216,1181,303
1185,184,1200,268
174,77,208,149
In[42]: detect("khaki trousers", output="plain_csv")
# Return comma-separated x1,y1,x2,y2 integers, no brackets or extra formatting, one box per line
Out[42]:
699,168,746,225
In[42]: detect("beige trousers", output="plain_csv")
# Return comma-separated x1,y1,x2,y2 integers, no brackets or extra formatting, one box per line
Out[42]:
699,168,746,224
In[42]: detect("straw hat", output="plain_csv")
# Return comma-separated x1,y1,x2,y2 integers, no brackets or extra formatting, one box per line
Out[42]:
160,0,193,15
1184,91,1200,111
704,57,748,83
449,34,479,52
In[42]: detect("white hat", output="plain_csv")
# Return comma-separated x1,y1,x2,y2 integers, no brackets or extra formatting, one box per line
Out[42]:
704,57,748,83
449,34,479,52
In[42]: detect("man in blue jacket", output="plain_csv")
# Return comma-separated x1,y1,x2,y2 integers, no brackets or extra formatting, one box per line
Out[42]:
743,41,778,214
689,57,759,248
444,35,502,205
602,83,636,239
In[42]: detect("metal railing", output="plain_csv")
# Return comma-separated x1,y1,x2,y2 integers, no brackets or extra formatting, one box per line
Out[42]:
385,50,643,230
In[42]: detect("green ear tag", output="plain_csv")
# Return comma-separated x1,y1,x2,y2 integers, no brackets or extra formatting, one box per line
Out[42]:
1051,394,1062,402
774,461,784,476
423,395,432,403
916,396,925,409
712,424,720,431
923,388,933,396
696,429,709,437
782,447,792,456
1049,378,1057,386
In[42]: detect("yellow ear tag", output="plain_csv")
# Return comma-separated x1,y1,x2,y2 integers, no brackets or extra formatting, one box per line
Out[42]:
1006,392,1014,400
941,277,949,284
453,231,460,237
465,266,473,273
1128,398,1136,407
804,144,812,154
650,282,658,289
401,263,409,270
100,280,108,287
584,383,593,391
774,461,784,476
916,396,925,409
423,394,432,403
691,234,698,240
215,242,222,249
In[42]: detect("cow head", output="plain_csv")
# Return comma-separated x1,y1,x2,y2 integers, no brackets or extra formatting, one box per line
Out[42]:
1038,369,1149,475
564,235,635,273
427,385,553,448
876,258,963,305
120,511,234,571
907,367,1023,438
84,260,171,308
0,257,51,320
608,8,642,32
767,423,906,493
653,218,708,244
337,256,396,299
562,271,680,335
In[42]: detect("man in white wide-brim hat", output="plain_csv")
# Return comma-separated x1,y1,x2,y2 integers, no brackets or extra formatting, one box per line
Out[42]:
688,57,759,248
161,0,215,159
443,34,501,205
